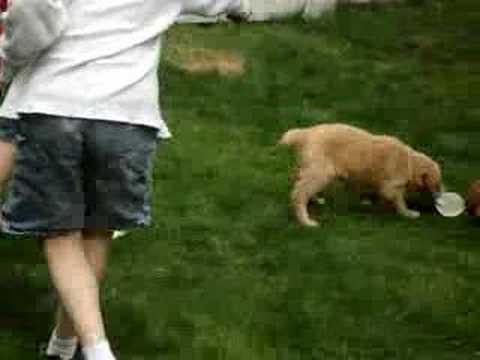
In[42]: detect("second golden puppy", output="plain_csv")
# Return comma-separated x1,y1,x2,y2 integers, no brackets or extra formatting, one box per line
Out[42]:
279,123,442,226
466,180,480,217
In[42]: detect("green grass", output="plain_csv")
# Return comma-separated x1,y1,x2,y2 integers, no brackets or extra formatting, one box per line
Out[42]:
1,0,479,358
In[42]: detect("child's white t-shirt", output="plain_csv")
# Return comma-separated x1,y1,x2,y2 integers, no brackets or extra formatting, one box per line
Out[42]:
0,0,243,138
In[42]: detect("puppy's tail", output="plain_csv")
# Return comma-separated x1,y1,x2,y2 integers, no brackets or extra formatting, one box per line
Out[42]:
278,128,307,147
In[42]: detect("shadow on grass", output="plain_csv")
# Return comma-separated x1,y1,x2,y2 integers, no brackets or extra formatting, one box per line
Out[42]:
106,298,184,358
0,236,55,357
0,235,177,358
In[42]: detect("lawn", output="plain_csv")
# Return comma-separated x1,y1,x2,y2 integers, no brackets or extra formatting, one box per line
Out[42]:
0,0,479,359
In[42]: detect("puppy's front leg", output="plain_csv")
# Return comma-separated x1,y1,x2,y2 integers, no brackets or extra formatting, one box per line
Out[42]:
394,195,420,219
381,183,420,219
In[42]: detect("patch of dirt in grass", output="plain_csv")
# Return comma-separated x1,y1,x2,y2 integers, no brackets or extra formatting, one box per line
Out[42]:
169,47,246,77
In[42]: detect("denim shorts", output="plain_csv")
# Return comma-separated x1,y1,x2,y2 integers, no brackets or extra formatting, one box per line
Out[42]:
1,113,159,235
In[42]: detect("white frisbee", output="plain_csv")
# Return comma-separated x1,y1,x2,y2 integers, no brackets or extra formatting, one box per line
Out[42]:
434,192,466,217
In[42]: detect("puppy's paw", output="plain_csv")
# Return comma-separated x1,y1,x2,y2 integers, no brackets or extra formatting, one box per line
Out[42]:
300,218,319,227
404,210,421,219
360,198,374,206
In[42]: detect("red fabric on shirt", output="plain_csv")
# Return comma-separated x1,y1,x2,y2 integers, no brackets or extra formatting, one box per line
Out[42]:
0,0,7,12
0,0,7,88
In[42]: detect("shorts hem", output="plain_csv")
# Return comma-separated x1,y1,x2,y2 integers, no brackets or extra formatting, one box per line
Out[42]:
1,219,150,237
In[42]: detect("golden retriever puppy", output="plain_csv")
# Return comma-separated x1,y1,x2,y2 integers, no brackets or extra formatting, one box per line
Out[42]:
279,123,442,226
466,180,480,217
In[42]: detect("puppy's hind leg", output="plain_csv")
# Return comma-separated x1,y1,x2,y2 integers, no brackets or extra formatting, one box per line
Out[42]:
291,167,334,227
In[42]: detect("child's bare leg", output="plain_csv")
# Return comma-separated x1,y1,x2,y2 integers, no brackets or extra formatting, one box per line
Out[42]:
44,230,107,346
54,230,113,339
0,140,16,192
82,230,114,281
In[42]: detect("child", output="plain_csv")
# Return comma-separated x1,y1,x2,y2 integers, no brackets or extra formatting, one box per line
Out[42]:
0,1,246,359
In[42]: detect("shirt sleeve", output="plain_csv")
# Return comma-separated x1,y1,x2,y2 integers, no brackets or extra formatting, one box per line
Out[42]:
1,0,70,68
180,0,246,17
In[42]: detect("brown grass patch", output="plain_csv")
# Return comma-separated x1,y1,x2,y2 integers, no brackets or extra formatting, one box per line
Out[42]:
167,46,246,77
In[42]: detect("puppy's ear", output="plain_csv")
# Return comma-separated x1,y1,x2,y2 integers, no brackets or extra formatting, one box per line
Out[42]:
421,173,430,191
422,172,441,193
407,169,424,192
